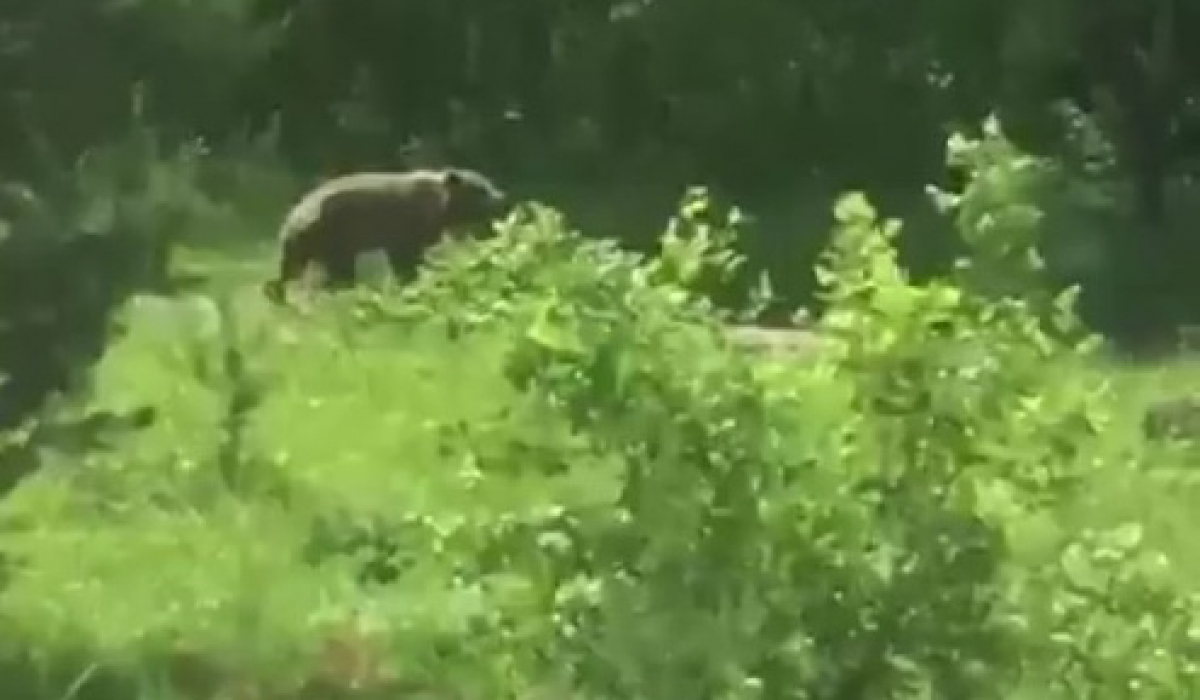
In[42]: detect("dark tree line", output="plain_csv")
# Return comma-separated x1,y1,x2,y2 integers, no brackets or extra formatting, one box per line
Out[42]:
1,0,1194,188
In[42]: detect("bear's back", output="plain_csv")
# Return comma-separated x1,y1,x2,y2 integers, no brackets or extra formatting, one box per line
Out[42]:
316,170,441,212
298,170,446,243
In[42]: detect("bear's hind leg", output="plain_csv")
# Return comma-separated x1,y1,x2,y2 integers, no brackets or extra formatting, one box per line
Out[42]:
321,250,359,291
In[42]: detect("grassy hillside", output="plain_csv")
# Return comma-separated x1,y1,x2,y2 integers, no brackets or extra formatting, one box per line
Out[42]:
1,140,1199,699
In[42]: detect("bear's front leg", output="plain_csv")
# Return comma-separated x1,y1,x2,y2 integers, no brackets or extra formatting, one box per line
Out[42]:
384,242,423,282
263,236,315,303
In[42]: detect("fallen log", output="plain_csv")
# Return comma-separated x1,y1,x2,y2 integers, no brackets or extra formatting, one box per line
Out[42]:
725,324,830,359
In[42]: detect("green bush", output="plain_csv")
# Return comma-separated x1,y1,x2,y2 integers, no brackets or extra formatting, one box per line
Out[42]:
0,129,1197,699
0,110,300,430
0,119,208,427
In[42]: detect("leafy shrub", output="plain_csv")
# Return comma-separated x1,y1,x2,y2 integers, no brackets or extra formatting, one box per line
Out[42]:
0,125,1197,700
0,119,211,427
0,109,297,432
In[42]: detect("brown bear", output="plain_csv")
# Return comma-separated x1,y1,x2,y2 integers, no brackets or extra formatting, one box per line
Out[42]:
262,167,508,302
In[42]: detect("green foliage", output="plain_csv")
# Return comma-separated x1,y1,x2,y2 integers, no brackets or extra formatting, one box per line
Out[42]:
4,1,1200,695
924,116,1098,337
0,149,1197,698
0,115,274,429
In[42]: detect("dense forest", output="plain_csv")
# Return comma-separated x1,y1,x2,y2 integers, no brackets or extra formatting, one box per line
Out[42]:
2,1,1200,698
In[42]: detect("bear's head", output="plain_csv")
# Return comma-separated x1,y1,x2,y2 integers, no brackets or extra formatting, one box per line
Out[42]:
441,168,509,228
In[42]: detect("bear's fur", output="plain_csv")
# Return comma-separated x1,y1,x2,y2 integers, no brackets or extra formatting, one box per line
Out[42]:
263,167,508,302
